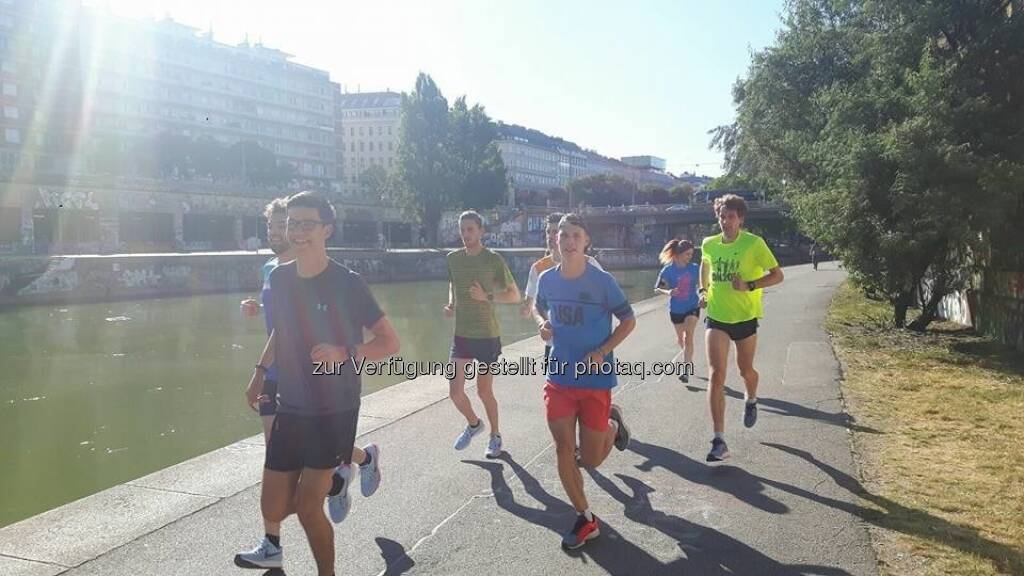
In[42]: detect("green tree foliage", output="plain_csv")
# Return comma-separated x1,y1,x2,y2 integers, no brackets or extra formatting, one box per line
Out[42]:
357,164,391,204
89,132,297,187
566,174,639,207
712,0,1024,330
392,73,508,244
669,183,695,203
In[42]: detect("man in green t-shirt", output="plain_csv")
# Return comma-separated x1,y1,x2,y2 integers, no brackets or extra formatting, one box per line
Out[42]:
445,211,520,459
699,194,784,462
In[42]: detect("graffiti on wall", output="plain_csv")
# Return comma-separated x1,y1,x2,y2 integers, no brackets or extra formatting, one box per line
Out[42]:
17,258,79,295
35,188,100,211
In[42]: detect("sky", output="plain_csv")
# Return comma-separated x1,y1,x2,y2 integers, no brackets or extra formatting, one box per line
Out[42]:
84,0,787,177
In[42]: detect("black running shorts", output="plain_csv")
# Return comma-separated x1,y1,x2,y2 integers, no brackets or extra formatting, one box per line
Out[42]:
450,336,502,364
669,308,701,325
705,317,759,341
264,409,359,471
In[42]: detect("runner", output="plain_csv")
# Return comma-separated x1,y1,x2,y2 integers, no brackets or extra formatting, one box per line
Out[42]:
445,210,520,459
238,192,398,575
236,198,293,569
698,194,784,462
810,243,819,271
654,239,700,382
521,212,605,364
535,213,636,550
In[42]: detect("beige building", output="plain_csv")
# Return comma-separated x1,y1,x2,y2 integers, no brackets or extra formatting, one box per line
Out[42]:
336,91,401,199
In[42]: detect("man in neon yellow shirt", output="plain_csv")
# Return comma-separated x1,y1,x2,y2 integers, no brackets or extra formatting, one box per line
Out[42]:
699,194,784,462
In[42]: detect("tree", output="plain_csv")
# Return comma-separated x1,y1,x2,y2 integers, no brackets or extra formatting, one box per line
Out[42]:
357,164,391,204
712,0,1024,330
392,73,508,244
392,74,454,245
567,174,638,207
669,183,695,203
449,97,508,209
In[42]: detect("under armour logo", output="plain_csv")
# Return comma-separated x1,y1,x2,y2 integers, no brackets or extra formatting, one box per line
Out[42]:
316,302,328,312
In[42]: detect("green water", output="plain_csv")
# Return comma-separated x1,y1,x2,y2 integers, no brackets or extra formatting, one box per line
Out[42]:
0,268,658,527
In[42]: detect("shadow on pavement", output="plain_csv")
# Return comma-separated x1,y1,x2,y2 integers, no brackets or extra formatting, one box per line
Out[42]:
465,452,850,575
628,439,789,514
683,385,881,434
586,468,855,575
763,443,1024,576
375,536,415,575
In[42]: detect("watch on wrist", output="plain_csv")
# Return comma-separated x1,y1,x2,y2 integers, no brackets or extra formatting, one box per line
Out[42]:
747,281,757,291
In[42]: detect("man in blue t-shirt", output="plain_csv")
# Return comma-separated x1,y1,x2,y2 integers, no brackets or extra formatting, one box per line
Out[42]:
534,213,637,551
241,198,294,436
654,239,701,382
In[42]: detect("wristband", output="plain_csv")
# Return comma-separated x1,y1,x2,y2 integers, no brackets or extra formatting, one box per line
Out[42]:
698,287,707,295
254,364,268,373
747,281,757,291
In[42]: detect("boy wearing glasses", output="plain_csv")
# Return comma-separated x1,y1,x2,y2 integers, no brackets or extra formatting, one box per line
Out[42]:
243,192,400,576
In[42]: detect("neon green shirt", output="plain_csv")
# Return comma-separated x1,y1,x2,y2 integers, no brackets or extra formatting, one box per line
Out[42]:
701,231,779,323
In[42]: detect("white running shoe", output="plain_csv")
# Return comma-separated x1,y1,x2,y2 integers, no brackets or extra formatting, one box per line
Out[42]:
327,464,352,524
453,421,484,450
360,444,381,497
485,434,503,459
233,536,283,569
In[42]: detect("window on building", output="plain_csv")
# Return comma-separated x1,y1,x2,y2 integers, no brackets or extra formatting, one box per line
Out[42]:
3,106,16,119
388,142,393,151
2,82,15,96
358,127,364,136
4,128,18,143
359,142,364,151
368,142,374,152
377,127,383,136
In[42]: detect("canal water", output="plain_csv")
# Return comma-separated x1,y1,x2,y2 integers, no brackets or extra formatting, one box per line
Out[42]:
0,267,659,527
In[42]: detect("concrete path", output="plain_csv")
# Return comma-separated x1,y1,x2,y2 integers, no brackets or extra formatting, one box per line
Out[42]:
0,263,877,576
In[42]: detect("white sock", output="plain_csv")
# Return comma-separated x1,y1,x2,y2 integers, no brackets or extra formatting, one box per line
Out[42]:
714,431,725,441
582,509,594,521
746,396,758,405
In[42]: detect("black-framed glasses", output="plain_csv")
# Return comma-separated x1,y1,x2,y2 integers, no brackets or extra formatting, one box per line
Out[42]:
287,218,325,232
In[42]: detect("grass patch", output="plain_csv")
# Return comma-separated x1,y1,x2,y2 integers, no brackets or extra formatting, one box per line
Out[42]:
826,281,1024,576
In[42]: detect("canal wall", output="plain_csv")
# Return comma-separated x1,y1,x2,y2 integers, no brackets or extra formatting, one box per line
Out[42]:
0,248,661,307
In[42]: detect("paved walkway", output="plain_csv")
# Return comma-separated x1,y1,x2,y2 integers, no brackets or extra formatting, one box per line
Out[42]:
0,263,876,576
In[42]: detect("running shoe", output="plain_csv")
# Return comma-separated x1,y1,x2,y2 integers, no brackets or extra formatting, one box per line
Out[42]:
360,444,381,497
234,536,283,569
744,400,758,428
561,513,600,550
609,404,630,451
706,437,730,462
485,434,503,459
327,464,352,524
454,420,484,450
